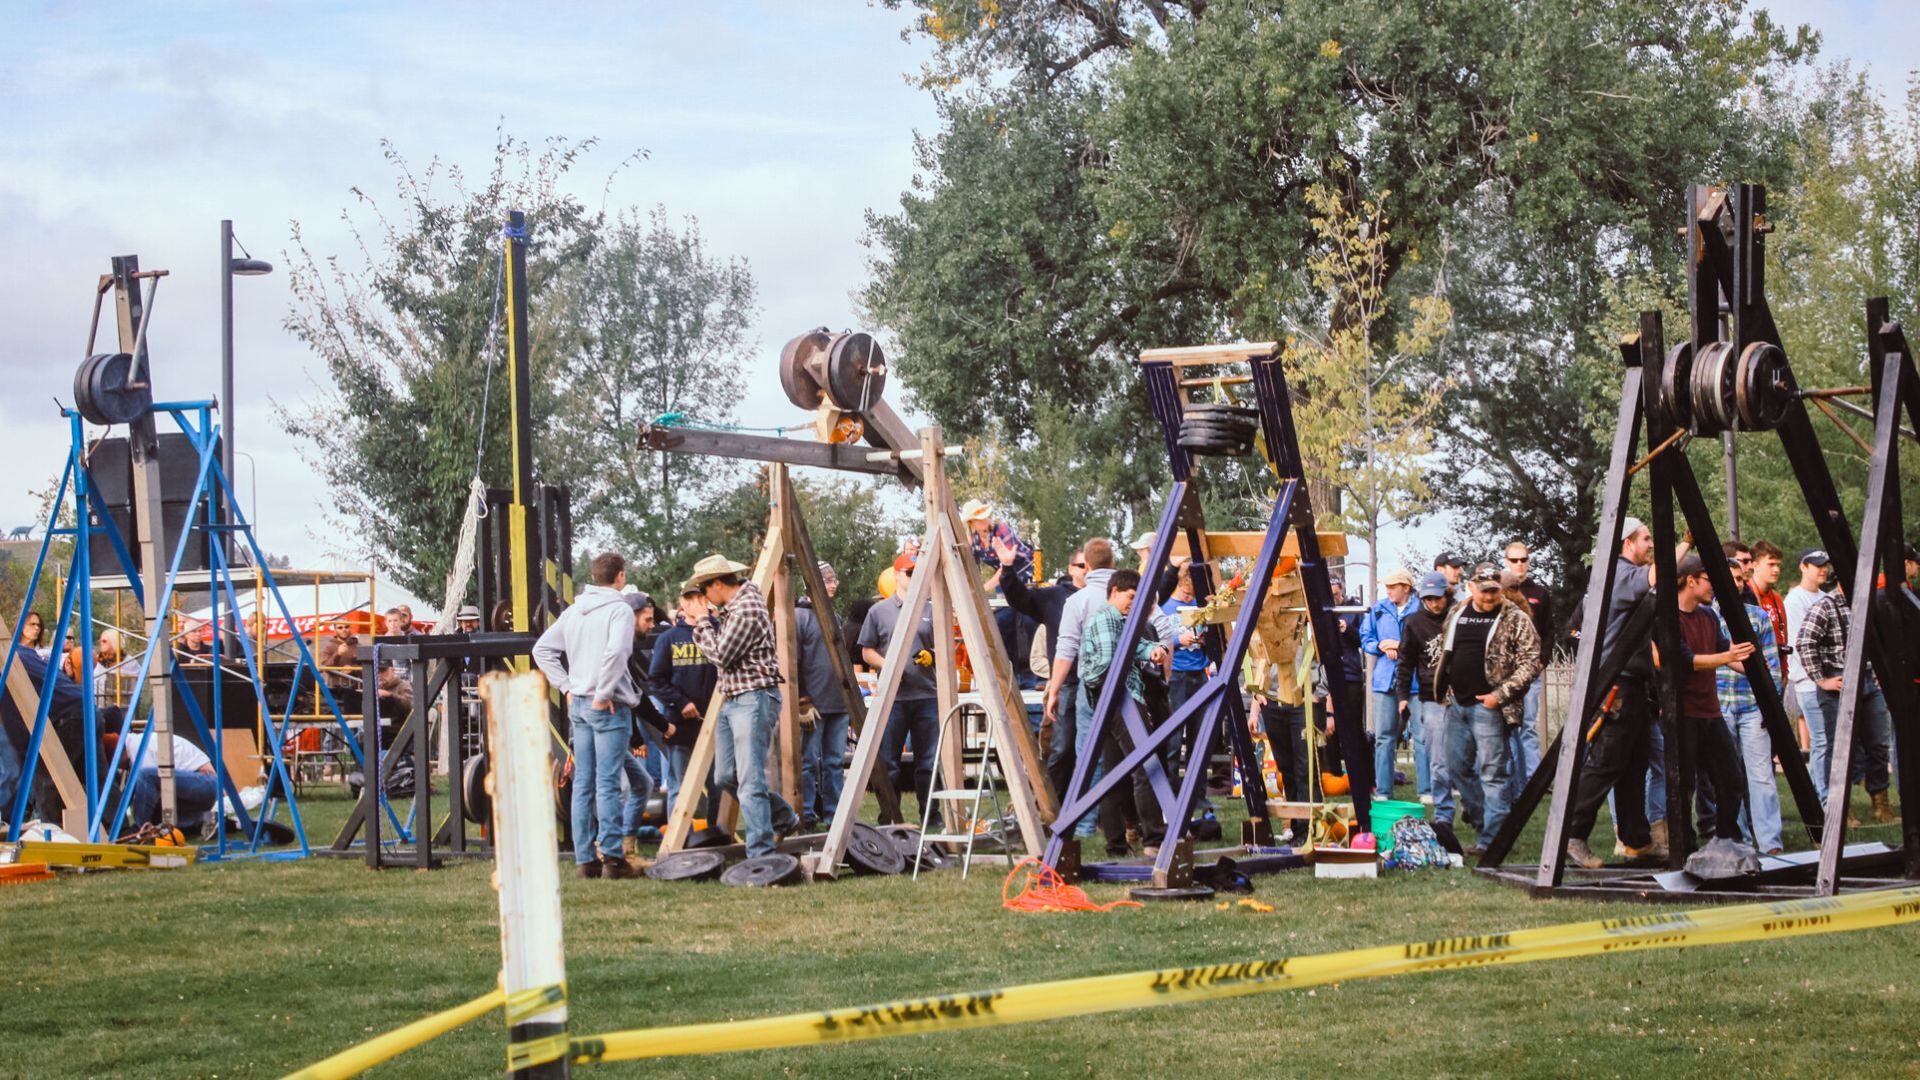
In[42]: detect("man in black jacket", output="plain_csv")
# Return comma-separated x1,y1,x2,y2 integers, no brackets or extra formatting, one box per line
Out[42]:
1501,542,1553,800
647,585,717,815
999,540,1085,799
1392,573,1456,826
794,561,851,828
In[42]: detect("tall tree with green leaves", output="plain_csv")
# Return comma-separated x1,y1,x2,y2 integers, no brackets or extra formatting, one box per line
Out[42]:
866,0,1817,622
544,207,758,584
282,133,611,597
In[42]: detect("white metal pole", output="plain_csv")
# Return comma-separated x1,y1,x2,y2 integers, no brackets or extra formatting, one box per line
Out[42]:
484,671,570,1078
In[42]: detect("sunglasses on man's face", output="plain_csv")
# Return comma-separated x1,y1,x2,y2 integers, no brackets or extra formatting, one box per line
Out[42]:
1070,562,1088,570
1506,556,1529,564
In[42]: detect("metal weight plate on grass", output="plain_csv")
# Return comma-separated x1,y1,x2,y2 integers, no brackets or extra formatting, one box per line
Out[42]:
720,852,804,888
647,849,728,883
844,822,907,875
75,352,151,426
878,824,952,870
1128,885,1217,902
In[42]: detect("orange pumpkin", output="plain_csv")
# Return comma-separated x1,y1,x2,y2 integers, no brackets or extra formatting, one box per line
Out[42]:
1320,771,1351,796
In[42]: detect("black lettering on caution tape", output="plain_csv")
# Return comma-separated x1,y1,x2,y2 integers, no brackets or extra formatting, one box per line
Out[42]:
1147,959,1290,994
1403,933,1511,960
813,990,1007,1034
1600,913,1696,935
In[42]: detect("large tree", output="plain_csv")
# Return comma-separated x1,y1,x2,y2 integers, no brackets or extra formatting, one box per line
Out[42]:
544,207,758,583
866,0,1817,616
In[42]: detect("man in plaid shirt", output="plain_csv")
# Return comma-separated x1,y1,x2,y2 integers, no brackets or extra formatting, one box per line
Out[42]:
1795,581,1897,822
683,553,799,857
1711,556,1785,853
1077,568,1171,856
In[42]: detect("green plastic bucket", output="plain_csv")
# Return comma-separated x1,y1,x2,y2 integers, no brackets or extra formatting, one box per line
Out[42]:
1370,798,1426,853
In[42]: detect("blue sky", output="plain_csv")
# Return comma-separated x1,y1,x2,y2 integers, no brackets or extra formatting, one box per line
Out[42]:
1,1,1913,583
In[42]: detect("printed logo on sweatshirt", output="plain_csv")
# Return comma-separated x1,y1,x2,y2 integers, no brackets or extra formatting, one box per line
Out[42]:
672,641,709,667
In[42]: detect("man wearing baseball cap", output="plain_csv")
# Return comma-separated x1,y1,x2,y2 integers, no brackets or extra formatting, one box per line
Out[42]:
1391,572,1459,826
1783,547,1832,787
681,553,801,858
1433,552,1467,598
1361,567,1420,799
1426,562,1542,854
961,500,1036,684
859,550,943,829
1564,517,1660,867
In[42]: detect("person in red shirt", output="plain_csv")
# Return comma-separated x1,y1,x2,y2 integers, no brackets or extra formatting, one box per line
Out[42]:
1662,555,1756,846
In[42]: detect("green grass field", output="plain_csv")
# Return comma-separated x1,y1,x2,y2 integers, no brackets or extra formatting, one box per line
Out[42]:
4,780,1916,1079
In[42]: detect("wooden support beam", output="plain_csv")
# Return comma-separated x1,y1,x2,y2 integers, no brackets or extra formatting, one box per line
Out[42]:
642,424,908,479
1138,343,1278,367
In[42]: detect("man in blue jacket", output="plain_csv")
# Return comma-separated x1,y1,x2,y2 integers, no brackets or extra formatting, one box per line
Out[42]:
1361,567,1418,800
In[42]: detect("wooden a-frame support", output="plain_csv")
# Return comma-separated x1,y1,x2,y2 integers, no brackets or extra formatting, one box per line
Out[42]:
1,613,89,837
654,414,1056,877
1484,184,1920,897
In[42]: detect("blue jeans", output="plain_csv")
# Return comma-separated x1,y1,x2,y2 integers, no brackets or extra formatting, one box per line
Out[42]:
131,767,219,828
1446,702,1511,841
1505,680,1543,802
637,715,677,804
802,711,850,825
1073,680,1104,837
1810,684,1893,799
569,699,631,865
713,687,799,858
1724,704,1783,852
1369,690,1428,798
881,697,942,831
1418,701,1454,825
619,749,655,838
1646,713,1668,825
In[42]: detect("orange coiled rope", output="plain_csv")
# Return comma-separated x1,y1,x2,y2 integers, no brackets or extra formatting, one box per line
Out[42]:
1001,857,1144,913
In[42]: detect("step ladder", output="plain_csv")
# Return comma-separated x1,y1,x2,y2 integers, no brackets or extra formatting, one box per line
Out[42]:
917,702,1008,879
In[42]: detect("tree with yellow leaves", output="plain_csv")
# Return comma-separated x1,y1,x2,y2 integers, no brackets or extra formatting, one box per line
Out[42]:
1281,184,1450,601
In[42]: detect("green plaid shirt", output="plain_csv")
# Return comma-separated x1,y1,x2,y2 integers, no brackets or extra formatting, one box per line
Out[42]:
1078,604,1159,704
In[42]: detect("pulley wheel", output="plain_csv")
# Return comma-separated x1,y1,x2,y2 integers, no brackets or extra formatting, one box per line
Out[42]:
845,821,906,875
1659,341,1694,430
76,351,151,426
779,328,831,410
720,852,804,887
1735,341,1793,431
646,849,728,883
1127,885,1217,902
825,332,886,412
461,753,491,824
1690,340,1739,435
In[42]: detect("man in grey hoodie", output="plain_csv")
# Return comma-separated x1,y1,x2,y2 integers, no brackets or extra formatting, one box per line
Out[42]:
533,551,642,880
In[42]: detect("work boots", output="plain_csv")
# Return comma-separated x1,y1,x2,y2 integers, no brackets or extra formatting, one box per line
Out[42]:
1872,790,1899,824
621,834,654,873
1565,839,1605,870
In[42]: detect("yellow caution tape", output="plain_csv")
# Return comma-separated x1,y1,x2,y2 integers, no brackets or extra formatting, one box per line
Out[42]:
566,886,1920,1064
281,988,503,1080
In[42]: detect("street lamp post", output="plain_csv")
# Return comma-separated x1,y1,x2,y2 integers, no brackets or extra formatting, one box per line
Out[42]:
220,219,273,500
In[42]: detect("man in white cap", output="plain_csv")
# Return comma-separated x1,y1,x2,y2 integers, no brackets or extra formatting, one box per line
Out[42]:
455,605,481,633
532,551,643,879
1564,517,1661,868
680,553,800,858
962,499,1036,686
1361,567,1418,799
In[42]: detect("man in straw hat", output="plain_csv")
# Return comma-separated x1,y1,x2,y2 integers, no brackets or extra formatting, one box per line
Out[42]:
681,553,800,857
962,498,1036,687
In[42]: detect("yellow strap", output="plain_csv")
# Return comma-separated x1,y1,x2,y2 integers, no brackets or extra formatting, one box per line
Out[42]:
508,1033,573,1072
504,982,568,1025
566,885,1920,1064
280,989,503,1080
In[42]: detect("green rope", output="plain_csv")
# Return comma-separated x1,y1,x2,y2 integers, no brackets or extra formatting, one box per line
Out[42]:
650,411,792,436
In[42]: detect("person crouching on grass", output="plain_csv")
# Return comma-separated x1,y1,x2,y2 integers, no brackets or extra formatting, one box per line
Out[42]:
534,551,643,880
683,554,800,858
